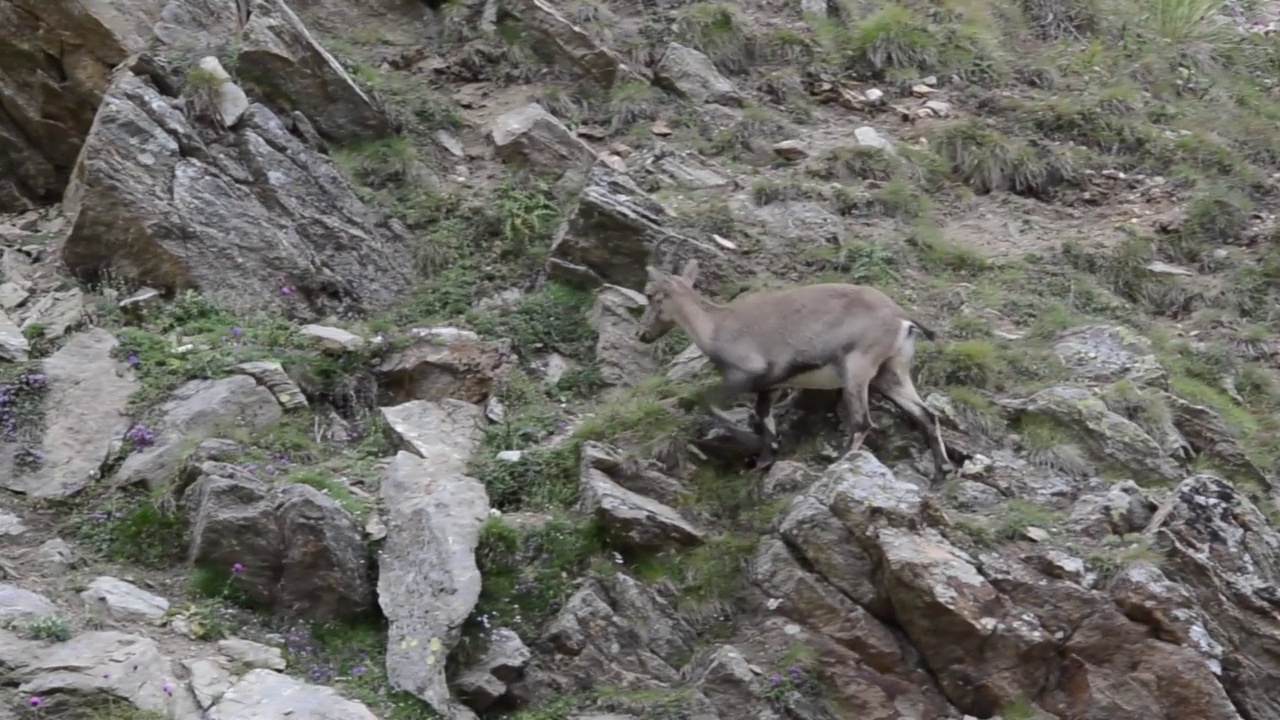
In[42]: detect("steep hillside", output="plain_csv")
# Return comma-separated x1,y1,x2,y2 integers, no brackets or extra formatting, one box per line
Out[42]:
2,0,1280,718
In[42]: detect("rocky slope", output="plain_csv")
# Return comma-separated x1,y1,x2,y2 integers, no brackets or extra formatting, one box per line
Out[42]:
2,0,1280,718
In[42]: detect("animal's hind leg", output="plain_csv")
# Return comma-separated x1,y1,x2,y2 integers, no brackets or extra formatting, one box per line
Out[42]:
871,357,951,484
839,353,877,456
750,391,778,469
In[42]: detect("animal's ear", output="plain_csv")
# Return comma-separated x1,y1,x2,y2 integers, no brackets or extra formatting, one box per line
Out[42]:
679,259,700,284
646,265,666,283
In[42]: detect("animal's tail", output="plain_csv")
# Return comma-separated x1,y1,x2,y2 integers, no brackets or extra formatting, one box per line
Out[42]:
909,319,939,343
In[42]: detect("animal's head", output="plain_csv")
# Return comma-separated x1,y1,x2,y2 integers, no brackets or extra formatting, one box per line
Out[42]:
637,259,700,344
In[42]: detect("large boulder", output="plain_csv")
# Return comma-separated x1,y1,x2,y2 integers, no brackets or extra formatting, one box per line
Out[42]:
59,60,415,317
182,460,374,620
0,0,164,211
378,400,491,719
547,162,714,290
113,375,283,490
236,0,394,144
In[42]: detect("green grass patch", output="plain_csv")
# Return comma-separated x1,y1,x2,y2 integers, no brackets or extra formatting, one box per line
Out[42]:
469,282,596,361
994,498,1066,542
1016,415,1093,476
71,489,187,568
466,515,606,643
286,619,442,719
627,533,756,624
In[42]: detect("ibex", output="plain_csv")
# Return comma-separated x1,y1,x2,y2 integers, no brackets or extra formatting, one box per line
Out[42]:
635,248,951,484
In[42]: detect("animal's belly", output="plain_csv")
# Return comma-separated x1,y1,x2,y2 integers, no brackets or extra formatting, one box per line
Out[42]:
781,365,844,390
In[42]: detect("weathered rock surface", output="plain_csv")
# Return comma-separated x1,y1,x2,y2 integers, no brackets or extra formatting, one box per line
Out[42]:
0,0,161,211
1009,384,1184,481
0,584,58,625
211,668,378,719
115,375,283,489
761,450,1274,718
59,63,414,317
548,162,712,289
504,0,645,86
541,575,693,692
587,285,657,387
1053,324,1164,384
217,638,287,671
3,630,202,718
455,627,532,711
653,42,742,106
376,330,515,405
0,311,26,361
579,464,704,552
182,461,373,620
3,329,136,498
489,103,598,178
378,398,490,718
236,0,394,144
80,576,170,623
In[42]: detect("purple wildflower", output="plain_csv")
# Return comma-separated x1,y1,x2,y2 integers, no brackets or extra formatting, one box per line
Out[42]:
28,696,41,707
126,350,140,368
232,562,244,574
350,664,367,677
768,673,782,687
18,373,47,389
125,423,157,450
162,681,174,696
230,326,242,337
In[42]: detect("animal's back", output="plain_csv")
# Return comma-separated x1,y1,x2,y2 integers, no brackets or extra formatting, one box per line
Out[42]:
720,283,908,347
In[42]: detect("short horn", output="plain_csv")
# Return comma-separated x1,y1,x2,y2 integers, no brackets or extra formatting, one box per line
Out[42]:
649,236,673,266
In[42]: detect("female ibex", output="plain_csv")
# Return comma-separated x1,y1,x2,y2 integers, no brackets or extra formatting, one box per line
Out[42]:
636,250,951,484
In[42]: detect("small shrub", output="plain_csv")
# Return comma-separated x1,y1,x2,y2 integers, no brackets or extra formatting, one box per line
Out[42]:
21,615,72,642
0,366,49,474
931,122,1073,196
923,339,1002,388
74,492,186,568
469,282,596,360
843,5,938,78
608,82,663,135
1018,0,1100,39
332,137,416,190
994,498,1066,541
810,239,902,285
629,533,756,623
819,145,896,182
750,179,823,206
1180,186,1251,247
1087,534,1165,586
835,179,930,219
672,2,759,75
947,387,1006,437
704,106,795,159
1018,415,1093,475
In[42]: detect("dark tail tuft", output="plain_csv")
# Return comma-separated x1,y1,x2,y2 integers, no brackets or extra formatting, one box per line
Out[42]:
910,320,938,342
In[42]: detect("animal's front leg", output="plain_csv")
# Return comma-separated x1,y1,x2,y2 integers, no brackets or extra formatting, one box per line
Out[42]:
751,390,778,470
704,371,754,429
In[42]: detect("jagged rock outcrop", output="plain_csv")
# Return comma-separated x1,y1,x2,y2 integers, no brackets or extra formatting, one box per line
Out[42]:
58,61,415,317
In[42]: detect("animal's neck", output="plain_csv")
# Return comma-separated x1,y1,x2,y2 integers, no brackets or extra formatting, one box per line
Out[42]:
670,288,723,351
